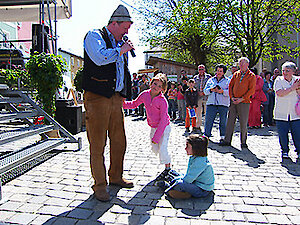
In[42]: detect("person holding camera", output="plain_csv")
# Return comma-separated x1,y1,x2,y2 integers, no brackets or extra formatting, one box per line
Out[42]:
203,64,230,141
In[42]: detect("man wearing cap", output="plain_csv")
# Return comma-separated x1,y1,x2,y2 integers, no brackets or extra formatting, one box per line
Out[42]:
82,4,134,201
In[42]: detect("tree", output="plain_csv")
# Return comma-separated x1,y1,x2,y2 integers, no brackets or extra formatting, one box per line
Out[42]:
134,0,224,66
213,0,300,67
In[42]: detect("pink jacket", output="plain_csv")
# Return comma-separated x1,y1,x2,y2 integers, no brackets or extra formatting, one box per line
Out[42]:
123,89,170,143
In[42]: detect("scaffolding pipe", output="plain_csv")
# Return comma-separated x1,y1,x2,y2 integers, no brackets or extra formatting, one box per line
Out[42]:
46,0,55,53
54,0,57,55
297,18,299,68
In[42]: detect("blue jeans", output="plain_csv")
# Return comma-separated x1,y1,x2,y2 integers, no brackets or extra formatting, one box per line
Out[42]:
204,105,228,137
171,179,210,197
276,119,300,155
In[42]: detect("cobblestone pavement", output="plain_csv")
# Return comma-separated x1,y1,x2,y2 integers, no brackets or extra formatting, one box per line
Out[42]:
0,115,299,224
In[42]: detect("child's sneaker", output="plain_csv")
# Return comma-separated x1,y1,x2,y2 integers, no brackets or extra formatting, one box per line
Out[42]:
185,128,190,133
155,168,171,181
155,180,170,189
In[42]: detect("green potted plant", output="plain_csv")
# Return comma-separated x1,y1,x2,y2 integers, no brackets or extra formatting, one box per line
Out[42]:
74,67,83,93
26,52,66,119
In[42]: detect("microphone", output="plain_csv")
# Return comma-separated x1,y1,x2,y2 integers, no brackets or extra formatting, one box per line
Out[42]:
122,35,136,57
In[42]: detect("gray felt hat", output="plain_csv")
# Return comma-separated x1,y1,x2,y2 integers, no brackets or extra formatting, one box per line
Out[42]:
109,5,133,23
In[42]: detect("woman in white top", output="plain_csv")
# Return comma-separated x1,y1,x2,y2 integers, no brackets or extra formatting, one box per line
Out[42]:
273,61,300,160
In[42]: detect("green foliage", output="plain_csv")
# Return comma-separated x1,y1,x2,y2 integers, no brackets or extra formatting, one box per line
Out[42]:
0,67,31,89
134,0,300,68
212,0,300,67
26,52,66,117
74,67,83,93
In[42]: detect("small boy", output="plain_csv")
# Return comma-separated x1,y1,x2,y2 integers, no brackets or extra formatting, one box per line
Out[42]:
167,82,177,120
184,79,198,133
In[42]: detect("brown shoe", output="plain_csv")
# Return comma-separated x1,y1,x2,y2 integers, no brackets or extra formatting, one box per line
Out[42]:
94,188,110,202
109,178,134,188
168,190,191,199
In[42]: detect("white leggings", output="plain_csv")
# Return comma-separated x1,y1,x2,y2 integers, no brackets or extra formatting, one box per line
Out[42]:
150,125,171,164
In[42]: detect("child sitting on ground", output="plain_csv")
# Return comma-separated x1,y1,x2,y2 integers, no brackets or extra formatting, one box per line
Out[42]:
165,134,215,199
123,73,172,177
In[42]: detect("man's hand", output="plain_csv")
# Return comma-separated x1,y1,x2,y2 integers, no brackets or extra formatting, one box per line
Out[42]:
215,88,224,94
199,91,205,96
120,40,134,56
232,97,243,104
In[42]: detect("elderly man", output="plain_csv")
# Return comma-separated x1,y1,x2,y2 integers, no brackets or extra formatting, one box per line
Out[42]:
219,57,256,148
193,64,211,133
82,5,134,201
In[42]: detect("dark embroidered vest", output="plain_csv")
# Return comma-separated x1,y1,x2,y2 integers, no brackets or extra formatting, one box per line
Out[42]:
82,27,131,99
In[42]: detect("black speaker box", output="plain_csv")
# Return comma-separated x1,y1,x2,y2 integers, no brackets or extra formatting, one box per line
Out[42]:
55,105,82,135
32,24,50,53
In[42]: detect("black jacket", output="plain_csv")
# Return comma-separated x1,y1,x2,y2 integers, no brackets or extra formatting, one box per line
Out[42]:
185,88,198,107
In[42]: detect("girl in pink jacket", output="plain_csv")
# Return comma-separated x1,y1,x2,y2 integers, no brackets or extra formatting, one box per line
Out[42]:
123,73,172,177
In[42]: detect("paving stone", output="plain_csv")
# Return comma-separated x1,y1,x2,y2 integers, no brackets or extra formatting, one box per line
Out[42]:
97,212,117,224
200,211,223,220
265,214,291,224
51,217,78,225
234,204,257,213
17,203,42,213
242,197,264,205
214,203,235,212
109,205,132,214
223,212,245,222
0,211,15,221
244,213,268,223
6,212,37,224
288,215,300,225
262,198,286,207
0,201,23,211
30,214,54,224
276,206,300,215
153,207,177,217
132,206,154,215
46,190,77,200
44,197,73,207
67,208,93,219
256,205,279,214
142,215,165,225
165,217,191,225
221,197,244,205
38,205,71,216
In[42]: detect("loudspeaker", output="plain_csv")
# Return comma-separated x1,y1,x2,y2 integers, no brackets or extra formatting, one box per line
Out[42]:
55,105,82,135
32,24,50,53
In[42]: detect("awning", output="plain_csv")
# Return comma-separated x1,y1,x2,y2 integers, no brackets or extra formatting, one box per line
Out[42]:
0,0,72,21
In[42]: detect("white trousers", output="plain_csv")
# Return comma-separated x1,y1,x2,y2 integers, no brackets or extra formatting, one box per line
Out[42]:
150,125,171,164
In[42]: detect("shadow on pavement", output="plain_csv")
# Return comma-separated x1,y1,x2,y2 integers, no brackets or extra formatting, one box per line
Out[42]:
165,191,215,217
42,181,165,224
209,141,265,168
281,158,300,176
247,125,277,137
